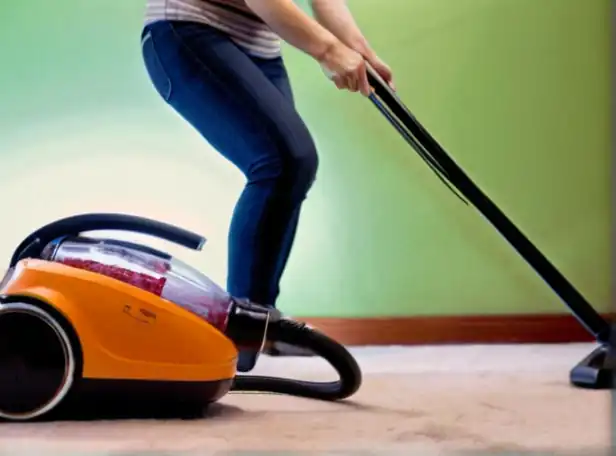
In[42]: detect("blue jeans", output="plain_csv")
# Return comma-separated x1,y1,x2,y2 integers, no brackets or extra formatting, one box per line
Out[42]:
141,21,318,371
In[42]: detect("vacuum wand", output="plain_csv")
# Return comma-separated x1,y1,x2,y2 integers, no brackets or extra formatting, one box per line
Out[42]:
364,63,610,343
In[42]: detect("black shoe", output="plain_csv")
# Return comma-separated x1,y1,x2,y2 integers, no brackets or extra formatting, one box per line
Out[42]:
236,350,259,373
264,341,315,357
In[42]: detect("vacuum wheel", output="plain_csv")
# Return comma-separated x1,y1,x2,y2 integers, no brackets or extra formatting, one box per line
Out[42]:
0,301,76,421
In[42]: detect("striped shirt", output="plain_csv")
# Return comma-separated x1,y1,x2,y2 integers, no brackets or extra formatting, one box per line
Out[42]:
144,0,282,59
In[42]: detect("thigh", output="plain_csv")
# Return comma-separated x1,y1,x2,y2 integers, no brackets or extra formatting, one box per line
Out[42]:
142,21,313,175
250,54,295,106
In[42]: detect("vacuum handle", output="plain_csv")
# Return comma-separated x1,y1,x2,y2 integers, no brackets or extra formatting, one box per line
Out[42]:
366,62,396,100
366,62,426,132
364,61,610,342
9,213,206,267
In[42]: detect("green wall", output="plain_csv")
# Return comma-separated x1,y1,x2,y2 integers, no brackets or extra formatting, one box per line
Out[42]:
0,0,610,317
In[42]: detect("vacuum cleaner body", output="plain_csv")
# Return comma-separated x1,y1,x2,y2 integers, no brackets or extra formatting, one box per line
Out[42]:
0,213,361,422
0,237,241,420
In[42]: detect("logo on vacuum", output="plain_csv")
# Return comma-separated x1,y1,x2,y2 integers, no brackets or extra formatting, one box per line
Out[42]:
123,305,157,324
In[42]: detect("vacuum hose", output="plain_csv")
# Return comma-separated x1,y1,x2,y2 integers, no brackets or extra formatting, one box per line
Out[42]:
224,299,362,401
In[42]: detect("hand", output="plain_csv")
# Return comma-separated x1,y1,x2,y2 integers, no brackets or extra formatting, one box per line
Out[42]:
318,41,372,96
365,53,395,91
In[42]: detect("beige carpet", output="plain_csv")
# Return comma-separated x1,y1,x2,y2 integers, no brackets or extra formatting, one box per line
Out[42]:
0,343,611,455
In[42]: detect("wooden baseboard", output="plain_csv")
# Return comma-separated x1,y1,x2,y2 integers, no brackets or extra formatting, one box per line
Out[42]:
298,313,613,346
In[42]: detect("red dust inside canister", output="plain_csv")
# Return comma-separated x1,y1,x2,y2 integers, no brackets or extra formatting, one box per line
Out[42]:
47,237,233,333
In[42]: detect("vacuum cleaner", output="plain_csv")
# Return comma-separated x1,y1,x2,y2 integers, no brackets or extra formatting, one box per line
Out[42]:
364,64,613,390
0,213,361,422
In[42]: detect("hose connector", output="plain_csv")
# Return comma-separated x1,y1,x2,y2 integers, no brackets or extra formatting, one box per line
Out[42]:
224,298,282,350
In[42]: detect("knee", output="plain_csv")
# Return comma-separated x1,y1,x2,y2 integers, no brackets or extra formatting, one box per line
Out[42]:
286,145,319,194
248,140,319,201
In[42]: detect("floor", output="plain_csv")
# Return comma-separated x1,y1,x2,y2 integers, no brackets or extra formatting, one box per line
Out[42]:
0,343,611,455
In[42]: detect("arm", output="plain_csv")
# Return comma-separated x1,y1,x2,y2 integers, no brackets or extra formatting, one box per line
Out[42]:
309,0,372,58
244,0,339,60
245,0,372,95
309,0,395,88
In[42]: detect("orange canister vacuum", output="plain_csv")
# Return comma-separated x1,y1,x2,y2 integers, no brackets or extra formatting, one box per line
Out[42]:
0,213,361,422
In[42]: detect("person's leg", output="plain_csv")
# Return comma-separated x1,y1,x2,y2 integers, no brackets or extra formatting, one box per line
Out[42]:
247,55,302,305
246,55,315,358
141,21,318,371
